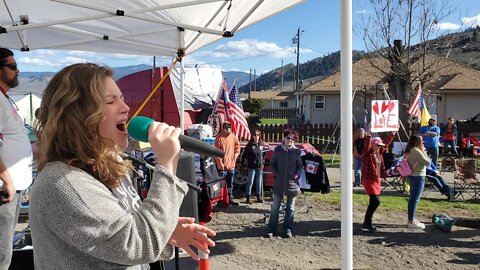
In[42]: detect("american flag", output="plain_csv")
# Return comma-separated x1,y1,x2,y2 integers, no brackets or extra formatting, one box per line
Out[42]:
407,83,422,119
215,81,251,140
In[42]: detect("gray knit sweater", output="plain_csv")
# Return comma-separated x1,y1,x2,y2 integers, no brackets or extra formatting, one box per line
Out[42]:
30,161,188,270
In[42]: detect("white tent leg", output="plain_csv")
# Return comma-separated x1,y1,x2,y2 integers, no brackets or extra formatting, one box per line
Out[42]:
180,59,185,131
340,0,353,269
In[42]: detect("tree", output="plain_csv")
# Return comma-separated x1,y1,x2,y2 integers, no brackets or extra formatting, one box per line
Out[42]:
243,98,264,127
360,0,455,132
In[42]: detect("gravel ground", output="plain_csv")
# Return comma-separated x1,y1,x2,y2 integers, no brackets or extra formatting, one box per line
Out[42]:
16,168,479,270
165,168,480,270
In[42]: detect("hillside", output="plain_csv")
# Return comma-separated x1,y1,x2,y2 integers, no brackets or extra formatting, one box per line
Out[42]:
238,51,366,92
241,27,480,93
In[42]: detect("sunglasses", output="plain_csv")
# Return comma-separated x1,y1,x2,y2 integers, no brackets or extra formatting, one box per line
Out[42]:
2,63,17,71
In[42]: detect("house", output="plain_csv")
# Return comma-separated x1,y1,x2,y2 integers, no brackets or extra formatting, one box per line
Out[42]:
300,58,389,124
246,90,296,109
301,56,480,125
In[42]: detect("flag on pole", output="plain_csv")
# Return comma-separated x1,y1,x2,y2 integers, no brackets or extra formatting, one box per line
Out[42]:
228,84,251,140
214,81,251,140
420,102,431,126
408,83,422,119
214,80,230,120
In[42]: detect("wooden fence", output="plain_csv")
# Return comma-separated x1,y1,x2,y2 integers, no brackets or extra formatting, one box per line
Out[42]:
254,120,480,154
258,108,298,119
258,123,340,153
257,123,419,154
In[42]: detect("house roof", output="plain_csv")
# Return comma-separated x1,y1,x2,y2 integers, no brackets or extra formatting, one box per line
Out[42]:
247,90,295,101
304,57,390,93
304,54,480,94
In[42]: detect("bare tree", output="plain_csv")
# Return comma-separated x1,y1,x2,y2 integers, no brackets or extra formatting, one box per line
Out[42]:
359,0,456,128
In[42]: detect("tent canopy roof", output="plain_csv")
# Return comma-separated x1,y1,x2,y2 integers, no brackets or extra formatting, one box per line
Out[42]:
0,0,305,57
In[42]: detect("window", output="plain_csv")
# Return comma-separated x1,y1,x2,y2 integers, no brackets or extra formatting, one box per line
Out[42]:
280,101,288,108
314,95,325,110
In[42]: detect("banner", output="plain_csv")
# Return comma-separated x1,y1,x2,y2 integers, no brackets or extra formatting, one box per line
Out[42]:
371,100,399,132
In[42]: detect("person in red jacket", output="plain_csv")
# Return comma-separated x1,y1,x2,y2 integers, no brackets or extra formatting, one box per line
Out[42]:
361,125,396,232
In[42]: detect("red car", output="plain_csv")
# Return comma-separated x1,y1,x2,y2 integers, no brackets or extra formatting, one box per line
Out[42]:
234,142,319,188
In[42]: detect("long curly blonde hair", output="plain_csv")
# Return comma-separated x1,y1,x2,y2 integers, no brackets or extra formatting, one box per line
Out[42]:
35,63,129,188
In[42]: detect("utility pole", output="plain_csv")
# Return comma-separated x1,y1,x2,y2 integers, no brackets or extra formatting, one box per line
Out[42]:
249,68,252,99
281,60,284,92
292,27,303,115
295,27,301,92
253,69,256,92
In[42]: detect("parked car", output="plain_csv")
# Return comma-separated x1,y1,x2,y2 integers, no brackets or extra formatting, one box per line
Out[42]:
234,142,319,188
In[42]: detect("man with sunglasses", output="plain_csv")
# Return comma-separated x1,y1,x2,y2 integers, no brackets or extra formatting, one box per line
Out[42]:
214,121,240,206
0,48,33,269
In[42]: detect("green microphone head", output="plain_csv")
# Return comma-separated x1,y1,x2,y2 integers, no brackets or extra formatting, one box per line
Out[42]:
127,116,155,142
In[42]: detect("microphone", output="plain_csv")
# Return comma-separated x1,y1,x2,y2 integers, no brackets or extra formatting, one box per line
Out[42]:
127,116,225,158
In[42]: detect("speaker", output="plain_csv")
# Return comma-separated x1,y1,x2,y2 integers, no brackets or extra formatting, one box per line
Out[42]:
176,151,198,221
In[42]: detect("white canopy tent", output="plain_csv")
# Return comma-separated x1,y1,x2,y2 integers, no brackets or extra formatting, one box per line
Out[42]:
1,0,355,269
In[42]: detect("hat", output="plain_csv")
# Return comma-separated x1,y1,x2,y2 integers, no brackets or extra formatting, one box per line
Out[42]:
371,137,385,146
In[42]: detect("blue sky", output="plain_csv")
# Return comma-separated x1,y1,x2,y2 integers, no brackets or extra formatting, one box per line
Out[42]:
13,0,480,74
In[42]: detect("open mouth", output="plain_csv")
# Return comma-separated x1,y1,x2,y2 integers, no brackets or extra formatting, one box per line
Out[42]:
116,122,126,132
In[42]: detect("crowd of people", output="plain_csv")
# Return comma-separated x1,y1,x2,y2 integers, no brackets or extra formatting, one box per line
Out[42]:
0,45,469,269
352,115,460,233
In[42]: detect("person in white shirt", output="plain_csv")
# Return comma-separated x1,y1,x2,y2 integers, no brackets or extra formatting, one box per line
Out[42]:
0,47,33,270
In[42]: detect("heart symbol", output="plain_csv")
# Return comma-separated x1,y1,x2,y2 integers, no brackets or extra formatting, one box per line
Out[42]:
373,101,380,115
387,101,395,112
381,101,388,114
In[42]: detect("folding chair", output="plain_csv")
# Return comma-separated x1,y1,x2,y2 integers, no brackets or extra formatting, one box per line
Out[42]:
453,159,479,200
440,154,463,175
381,154,406,193
381,175,405,193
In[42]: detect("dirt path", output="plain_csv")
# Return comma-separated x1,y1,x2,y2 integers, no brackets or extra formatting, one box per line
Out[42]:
166,168,480,270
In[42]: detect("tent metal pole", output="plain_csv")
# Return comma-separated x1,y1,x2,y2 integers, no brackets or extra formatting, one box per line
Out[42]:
52,0,223,13
230,0,265,33
179,29,186,131
5,0,225,36
185,0,229,51
340,0,353,269
180,59,185,131
53,0,225,36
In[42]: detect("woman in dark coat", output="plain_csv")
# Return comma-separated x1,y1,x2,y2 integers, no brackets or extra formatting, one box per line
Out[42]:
266,128,303,238
241,128,266,204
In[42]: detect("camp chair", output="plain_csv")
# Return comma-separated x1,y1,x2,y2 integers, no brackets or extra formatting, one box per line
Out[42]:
440,154,463,175
381,153,406,193
453,159,479,200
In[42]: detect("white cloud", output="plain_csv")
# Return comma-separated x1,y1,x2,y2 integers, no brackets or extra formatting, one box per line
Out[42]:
462,14,480,28
355,9,369,15
17,57,61,67
63,56,88,64
432,22,461,31
199,39,312,59
67,50,97,57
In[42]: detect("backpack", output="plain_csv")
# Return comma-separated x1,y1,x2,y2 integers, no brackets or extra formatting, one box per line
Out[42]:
396,154,418,177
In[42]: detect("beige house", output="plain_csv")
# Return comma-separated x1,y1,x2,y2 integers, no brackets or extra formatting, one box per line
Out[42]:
301,56,480,124
246,90,296,110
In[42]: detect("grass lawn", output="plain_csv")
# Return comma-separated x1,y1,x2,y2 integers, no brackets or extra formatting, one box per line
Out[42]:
321,153,341,168
259,118,288,125
312,190,480,216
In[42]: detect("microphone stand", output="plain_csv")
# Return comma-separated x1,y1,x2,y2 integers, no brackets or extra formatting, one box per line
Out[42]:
121,152,201,192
